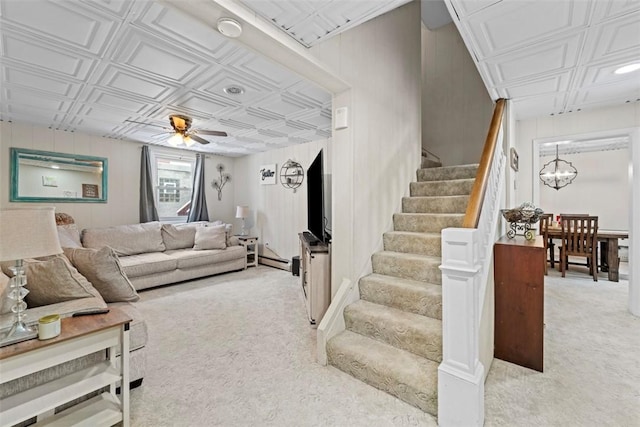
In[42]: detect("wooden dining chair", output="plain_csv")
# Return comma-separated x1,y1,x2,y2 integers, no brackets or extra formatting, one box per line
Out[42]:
539,213,553,275
559,215,599,281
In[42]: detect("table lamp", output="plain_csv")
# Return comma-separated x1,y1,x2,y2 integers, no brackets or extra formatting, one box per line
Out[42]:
0,207,62,346
235,205,250,236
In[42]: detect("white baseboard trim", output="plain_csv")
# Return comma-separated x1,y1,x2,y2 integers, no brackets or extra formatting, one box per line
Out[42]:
316,278,359,365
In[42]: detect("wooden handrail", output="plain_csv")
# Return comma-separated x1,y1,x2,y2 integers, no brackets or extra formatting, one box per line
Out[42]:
463,98,506,228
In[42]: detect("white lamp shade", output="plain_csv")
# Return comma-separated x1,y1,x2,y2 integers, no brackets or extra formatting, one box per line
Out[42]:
167,133,183,146
235,206,249,219
0,207,63,261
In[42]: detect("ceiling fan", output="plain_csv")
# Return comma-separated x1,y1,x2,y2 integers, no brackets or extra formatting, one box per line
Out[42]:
126,114,228,146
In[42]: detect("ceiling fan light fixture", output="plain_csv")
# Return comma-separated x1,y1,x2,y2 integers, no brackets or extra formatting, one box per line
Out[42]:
614,62,640,75
217,18,242,38
167,133,183,146
183,135,196,147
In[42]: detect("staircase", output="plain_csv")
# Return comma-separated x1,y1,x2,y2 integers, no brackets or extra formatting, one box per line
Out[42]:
326,159,479,416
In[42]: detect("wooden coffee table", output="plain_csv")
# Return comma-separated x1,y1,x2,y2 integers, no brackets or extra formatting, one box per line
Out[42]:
0,308,131,426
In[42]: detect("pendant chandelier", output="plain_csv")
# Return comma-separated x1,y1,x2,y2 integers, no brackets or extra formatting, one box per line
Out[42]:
539,145,578,190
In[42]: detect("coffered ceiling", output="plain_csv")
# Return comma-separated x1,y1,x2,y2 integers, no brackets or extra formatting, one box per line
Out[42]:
0,0,335,156
446,0,640,119
1,0,638,156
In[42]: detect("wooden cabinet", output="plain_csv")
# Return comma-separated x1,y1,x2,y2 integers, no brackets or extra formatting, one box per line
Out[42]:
494,235,545,372
299,233,330,327
0,308,131,426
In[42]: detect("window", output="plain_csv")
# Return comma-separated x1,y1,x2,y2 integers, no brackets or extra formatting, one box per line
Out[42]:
151,152,195,222
158,178,180,203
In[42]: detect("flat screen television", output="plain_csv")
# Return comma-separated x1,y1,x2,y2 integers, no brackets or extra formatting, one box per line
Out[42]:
307,149,330,244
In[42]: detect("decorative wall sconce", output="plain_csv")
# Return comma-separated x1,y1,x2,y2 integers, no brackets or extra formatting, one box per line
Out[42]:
211,163,231,201
279,159,304,192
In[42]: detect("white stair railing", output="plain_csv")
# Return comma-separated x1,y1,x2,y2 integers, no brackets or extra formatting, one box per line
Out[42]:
437,103,506,426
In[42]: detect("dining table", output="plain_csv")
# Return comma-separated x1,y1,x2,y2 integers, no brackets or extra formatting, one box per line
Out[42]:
546,227,629,282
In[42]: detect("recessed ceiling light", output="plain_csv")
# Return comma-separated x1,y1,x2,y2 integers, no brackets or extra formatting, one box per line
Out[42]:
217,18,242,38
614,62,640,74
223,85,245,96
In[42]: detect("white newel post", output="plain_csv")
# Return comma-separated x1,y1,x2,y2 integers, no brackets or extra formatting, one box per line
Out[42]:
438,228,484,427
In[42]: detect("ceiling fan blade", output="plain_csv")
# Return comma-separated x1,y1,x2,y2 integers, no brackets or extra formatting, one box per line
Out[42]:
196,129,228,137
190,135,211,145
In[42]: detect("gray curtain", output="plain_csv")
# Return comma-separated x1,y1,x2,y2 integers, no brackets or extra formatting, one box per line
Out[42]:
187,153,209,222
140,145,159,223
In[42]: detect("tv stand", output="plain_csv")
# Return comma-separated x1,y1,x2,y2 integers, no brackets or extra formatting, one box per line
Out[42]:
299,233,331,327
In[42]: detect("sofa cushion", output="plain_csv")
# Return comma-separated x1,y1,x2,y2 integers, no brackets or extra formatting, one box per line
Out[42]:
161,223,202,250
165,246,246,269
63,247,139,303
193,225,227,250
1,255,103,307
57,224,82,248
82,222,165,256
118,252,178,278
107,302,147,351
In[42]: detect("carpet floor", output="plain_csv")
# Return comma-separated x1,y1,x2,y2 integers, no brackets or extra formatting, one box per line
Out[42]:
130,264,639,426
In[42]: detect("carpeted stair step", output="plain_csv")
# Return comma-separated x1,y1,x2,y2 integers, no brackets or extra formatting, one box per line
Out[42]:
421,157,442,169
410,178,474,197
417,164,478,182
327,330,438,415
383,231,441,257
344,300,442,362
372,251,441,284
393,213,464,233
359,273,442,319
402,195,469,214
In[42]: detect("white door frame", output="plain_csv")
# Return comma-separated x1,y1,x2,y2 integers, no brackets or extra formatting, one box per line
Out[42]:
532,127,639,316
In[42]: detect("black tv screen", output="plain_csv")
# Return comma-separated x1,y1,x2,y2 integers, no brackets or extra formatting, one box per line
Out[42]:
307,149,325,243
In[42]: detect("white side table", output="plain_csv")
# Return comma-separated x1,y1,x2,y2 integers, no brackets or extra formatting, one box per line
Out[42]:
237,236,258,268
0,308,131,426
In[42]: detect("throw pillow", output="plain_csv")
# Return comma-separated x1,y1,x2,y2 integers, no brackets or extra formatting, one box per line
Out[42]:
57,223,83,248
1,255,103,307
193,225,227,250
63,247,139,303
162,223,201,250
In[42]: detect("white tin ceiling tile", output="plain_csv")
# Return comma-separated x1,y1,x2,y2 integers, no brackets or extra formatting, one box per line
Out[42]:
290,109,332,128
284,81,332,107
79,0,132,19
168,93,235,119
258,128,287,138
3,67,82,99
449,0,502,19
464,0,591,60
112,29,206,83
84,88,153,114
586,11,640,62
1,32,96,80
572,79,640,105
483,34,582,85
287,16,336,47
4,105,63,124
501,72,572,99
510,93,569,119
1,0,120,56
316,128,331,138
134,2,237,62
240,0,311,31
218,117,258,131
591,0,640,22
579,55,640,87
224,110,273,127
231,52,299,89
74,104,136,125
97,65,176,101
201,72,273,105
254,95,311,118
5,87,73,114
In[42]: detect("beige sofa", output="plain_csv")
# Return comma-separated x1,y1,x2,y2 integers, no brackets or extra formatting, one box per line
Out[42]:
80,221,247,290
0,219,246,411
